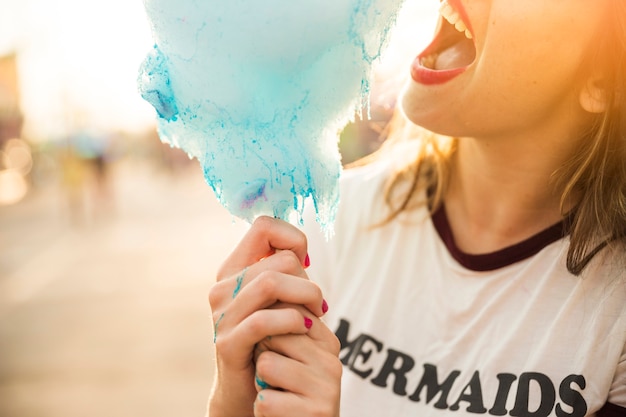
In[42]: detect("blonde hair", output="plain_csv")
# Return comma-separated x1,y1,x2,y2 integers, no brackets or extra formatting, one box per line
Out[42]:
361,1,626,275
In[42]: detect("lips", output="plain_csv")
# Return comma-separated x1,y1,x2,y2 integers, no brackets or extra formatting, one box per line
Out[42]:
410,0,476,85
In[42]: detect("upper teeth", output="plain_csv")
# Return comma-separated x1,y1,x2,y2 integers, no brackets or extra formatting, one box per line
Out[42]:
439,0,473,39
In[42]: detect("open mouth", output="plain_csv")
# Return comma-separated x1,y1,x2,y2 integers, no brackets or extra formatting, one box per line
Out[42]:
411,0,477,84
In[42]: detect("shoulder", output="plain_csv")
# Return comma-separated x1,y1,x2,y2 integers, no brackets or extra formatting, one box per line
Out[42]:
338,160,391,206
339,140,423,196
338,140,424,214
581,244,626,287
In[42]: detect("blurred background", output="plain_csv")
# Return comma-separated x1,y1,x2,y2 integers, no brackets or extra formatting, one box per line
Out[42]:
0,1,437,416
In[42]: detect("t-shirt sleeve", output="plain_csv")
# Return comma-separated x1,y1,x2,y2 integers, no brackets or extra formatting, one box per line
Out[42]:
607,347,626,407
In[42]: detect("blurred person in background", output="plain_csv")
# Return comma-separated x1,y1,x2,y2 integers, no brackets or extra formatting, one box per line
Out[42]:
61,129,114,225
207,1,626,416
60,143,88,224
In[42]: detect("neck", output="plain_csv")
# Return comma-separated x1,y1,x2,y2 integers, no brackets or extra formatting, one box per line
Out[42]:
444,132,580,254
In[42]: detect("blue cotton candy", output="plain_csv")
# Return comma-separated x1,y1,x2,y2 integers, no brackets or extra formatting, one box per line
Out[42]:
138,0,405,234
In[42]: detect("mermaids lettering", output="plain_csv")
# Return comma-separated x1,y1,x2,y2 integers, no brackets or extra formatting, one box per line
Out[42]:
335,318,588,417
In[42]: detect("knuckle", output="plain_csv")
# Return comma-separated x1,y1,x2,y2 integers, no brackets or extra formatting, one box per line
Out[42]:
289,227,308,251
329,334,342,356
215,263,229,282
254,352,272,376
255,271,278,296
275,249,301,271
252,215,274,235
312,282,324,300
215,259,242,283
208,278,236,305
298,232,308,251
207,283,224,307
329,357,344,379
247,312,266,336
213,334,231,354
287,308,303,327
255,394,271,415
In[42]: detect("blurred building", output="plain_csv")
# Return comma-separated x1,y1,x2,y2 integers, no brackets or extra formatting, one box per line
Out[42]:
0,53,23,145
0,53,31,206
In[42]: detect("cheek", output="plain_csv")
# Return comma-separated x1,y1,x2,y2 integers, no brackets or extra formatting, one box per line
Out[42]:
485,8,598,91
476,29,587,110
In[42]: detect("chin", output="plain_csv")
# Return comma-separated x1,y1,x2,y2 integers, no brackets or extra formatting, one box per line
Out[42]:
400,90,467,139
399,82,440,132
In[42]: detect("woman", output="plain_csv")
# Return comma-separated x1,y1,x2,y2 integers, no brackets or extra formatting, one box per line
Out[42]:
208,1,626,416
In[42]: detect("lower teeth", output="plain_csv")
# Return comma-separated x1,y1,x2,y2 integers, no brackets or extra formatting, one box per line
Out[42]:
421,54,438,70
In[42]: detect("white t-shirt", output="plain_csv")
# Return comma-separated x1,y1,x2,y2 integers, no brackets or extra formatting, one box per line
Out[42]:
303,160,626,417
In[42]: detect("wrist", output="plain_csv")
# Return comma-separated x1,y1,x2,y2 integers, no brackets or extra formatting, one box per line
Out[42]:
208,379,256,417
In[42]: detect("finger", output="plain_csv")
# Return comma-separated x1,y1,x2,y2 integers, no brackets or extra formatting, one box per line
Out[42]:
210,250,308,306
234,271,325,319
258,328,341,365
255,350,316,394
254,388,339,417
254,371,273,392
264,304,337,344
217,308,312,367
210,250,326,319
218,216,308,279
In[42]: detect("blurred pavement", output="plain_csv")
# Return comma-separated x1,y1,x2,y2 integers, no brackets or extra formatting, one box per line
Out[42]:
0,158,248,417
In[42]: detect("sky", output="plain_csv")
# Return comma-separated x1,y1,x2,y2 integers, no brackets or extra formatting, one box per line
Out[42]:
0,0,438,141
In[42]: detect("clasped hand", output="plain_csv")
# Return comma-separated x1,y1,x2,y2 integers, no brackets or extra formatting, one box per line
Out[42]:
208,216,342,417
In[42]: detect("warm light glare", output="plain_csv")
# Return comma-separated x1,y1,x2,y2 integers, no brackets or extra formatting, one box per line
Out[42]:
0,138,31,205
0,0,157,141
367,2,439,106
0,169,28,205
2,138,33,175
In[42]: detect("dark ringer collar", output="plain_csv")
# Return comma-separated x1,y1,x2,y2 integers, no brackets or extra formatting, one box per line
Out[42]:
431,204,571,272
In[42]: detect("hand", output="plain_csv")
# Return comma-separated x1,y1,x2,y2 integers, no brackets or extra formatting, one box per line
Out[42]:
253,306,342,417
207,216,327,417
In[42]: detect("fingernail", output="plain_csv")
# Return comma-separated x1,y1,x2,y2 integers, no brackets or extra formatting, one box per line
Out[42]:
322,299,329,314
304,317,313,329
304,254,311,268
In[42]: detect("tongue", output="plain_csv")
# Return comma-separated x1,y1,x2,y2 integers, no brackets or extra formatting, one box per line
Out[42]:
435,38,475,70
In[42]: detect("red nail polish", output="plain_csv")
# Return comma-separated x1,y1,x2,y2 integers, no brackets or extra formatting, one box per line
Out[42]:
322,299,329,314
304,317,313,329
304,254,311,268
